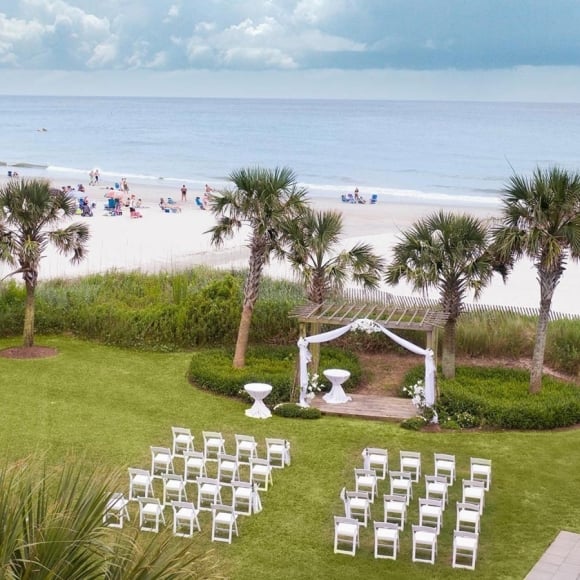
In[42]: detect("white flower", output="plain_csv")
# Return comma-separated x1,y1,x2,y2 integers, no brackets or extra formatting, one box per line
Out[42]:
405,380,426,411
307,373,321,393
351,318,381,334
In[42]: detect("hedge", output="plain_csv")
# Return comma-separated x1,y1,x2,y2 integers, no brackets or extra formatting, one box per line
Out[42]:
188,345,362,406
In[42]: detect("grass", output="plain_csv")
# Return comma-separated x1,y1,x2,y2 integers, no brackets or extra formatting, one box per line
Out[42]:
1,336,579,579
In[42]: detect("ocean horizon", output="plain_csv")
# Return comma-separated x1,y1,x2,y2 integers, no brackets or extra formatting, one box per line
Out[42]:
1,96,579,207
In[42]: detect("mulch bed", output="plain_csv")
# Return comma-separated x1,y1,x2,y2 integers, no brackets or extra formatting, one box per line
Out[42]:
0,346,58,359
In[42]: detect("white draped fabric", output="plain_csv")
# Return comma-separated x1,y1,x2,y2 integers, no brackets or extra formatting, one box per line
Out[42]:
297,319,436,408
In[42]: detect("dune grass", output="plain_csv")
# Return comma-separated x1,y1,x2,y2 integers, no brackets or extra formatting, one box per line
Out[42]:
1,335,579,579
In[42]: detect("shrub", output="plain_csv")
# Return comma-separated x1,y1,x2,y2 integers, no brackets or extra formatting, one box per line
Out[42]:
438,366,580,430
400,417,427,431
272,403,322,419
546,319,580,377
188,345,362,406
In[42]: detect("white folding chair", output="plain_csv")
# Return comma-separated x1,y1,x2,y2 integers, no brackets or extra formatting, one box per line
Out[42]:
217,453,239,483
162,473,187,506
434,453,456,484
232,480,262,516
418,498,444,533
354,468,378,503
184,450,207,482
250,458,273,491
425,475,449,507
333,516,360,556
203,431,226,461
211,504,239,543
456,502,481,534
103,493,130,528
150,446,174,479
235,434,258,465
382,494,407,530
340,488,371,528
373,521,399,560
362,447,389,480
470,457,492,490
128,468,154,501
171,426,194,457
462,479,485,514
389,471,412,505
412,524,438,564
196,477,223,512
400,450,421,482
138,497,165,533
171,500,201,538
265,438,291,468
452,530,479,570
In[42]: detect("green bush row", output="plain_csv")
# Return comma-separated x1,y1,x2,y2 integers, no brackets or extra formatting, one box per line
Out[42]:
188,345,362,406
437,366,580,430
272,403,322,419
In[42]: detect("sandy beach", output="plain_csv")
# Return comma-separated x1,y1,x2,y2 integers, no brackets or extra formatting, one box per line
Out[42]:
1,172,578,316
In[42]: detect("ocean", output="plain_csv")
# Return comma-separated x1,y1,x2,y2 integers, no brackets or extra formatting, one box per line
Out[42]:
1,96,579,206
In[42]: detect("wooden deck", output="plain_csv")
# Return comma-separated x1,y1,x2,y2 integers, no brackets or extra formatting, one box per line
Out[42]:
310,393,417,422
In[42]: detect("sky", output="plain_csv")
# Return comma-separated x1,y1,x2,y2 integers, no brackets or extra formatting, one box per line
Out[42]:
1,0,580,101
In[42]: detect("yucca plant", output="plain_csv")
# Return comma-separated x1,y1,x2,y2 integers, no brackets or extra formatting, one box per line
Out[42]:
0,460,219,579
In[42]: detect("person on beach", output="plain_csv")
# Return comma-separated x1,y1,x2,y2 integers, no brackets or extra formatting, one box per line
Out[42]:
205,184,213,194
122,178,129,195
181,184,187,202
89,170,95,185
94,169,100,184
354,187,366,204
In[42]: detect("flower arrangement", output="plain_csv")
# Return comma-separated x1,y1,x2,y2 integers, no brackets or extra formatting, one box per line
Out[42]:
403,380,426,411
307,373,322,394
403,379,437,424
350,318,381,334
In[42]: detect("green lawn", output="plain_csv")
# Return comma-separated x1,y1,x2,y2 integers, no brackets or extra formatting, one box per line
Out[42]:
1,336,579,579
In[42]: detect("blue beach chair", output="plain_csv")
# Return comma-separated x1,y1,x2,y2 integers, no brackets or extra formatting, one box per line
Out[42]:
370,194,378,204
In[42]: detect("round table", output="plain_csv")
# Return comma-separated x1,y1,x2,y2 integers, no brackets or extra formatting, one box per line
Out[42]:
322,369,352,404
244,383,273,419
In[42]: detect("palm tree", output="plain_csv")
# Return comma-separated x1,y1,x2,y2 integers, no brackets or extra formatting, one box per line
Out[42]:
492,166,580,393
0,178,90,348
282,208,385,304
282,207,385,385
385,211,499,379
207,166,308,368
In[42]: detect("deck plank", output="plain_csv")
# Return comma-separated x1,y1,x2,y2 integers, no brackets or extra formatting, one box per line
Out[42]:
310,394,416,421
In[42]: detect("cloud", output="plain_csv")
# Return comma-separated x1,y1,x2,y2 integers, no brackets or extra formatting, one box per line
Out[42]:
0,0,579,73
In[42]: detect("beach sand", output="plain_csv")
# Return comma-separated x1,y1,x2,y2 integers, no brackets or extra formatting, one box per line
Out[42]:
0,173,578,316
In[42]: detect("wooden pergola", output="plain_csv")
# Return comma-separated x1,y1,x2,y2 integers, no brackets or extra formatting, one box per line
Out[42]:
290,288,448,370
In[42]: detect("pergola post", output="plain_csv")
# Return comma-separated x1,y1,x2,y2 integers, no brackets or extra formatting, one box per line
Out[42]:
426,328,439,403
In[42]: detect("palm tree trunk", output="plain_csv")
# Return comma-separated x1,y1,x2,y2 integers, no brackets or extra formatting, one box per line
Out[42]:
441,318,456,379
232,234,266,368
23,280,35,348
530,269,559,393
233,305,253,368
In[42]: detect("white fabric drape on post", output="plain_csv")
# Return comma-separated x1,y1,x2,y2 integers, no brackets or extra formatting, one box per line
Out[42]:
297,319,435,409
